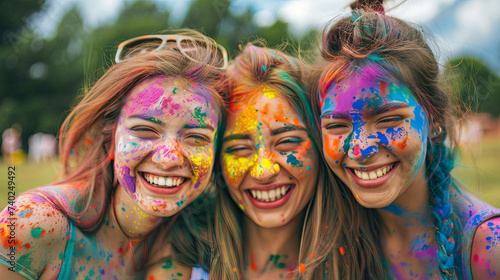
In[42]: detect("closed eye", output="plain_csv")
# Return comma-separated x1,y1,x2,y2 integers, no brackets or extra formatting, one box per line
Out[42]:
325,123,349,129
377,117,405,128
186,134,211,146
276,137,304,152
225,145,253,157
130,126,159,138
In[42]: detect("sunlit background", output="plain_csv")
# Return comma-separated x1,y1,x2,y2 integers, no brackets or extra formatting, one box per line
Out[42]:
1,0,500,206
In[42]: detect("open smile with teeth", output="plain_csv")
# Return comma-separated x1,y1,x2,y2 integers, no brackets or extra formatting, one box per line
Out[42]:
248,185,292,202
352,163,395,180
143,173,187,188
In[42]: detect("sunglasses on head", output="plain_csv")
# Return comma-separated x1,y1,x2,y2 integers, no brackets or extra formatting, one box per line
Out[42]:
115,34,228,70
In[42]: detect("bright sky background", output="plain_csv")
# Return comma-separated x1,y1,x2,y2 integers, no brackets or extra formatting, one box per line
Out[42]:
30,0,500,73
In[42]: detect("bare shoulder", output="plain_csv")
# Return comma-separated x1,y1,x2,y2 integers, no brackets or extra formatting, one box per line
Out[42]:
0,191,69,279
471,216,500,279
145,231,193,280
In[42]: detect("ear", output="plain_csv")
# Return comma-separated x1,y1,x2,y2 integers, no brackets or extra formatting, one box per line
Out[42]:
430,123,444,142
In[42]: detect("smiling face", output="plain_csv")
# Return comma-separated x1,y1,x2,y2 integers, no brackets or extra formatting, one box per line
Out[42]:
221,88,319,228
319,66,429,208
113,75,218,216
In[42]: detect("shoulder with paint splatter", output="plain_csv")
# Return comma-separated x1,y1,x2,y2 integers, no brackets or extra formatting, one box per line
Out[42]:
471,216,500,278
0,191,69,279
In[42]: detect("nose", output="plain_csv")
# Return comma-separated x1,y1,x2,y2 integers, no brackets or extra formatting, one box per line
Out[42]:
151,138,185,169
347,127,379,162
250,148,280,182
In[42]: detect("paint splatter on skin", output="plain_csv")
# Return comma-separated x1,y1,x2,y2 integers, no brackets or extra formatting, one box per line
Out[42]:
319,65,428,209
319,64,500,279
114,76,218,216
222,90,319,228
0,76,220,279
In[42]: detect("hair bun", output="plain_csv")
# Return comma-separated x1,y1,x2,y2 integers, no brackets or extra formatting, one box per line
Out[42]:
350,0,385,14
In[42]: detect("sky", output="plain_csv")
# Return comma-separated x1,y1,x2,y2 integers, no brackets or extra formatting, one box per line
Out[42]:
30,0,500,73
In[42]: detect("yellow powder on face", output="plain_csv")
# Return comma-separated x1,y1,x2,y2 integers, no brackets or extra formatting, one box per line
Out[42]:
249,150,280,178
262,85,281,99
223,153,258,184
232,105,258,135
189,148,213,184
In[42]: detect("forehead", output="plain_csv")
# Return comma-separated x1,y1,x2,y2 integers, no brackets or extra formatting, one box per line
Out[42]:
122,76,216,118
228,91,300,121
322,71,417,112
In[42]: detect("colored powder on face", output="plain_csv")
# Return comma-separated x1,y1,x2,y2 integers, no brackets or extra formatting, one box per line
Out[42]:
286,153,303,167
262,86,280,99
189,152,212,185
233,105,259,134
191,107,207,126
162,259,173,269
31,228,44,239
176,199,185,208
223,153,258,184
250,156,280,178
323,134,341,161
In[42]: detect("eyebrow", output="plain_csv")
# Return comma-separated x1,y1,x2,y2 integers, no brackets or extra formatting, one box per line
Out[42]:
320,111,351,119
183,123,215,131
129,115,163,124
270,125,307,136
371,102,409,116
222,134,252,142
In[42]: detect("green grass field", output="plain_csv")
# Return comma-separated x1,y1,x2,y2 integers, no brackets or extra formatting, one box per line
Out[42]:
0,137,499,207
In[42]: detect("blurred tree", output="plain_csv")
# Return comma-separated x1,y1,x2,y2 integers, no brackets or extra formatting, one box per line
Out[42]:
86,1,170,82
446,56,500,117
0,5,84,155
0,0,321,157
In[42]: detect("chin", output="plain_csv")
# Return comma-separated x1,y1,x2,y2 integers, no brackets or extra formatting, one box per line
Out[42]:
351,190,396,209
135,195,189,217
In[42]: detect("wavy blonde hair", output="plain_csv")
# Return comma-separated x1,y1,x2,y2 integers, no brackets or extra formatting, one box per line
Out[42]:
210,43,340,279
28,29,225,268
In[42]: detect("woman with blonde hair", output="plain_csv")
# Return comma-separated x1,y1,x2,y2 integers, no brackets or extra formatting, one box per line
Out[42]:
209,43,339,279
0,30,227,279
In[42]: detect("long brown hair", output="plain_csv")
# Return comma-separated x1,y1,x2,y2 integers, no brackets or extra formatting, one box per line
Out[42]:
309,2,461,279
210,42,339,279
29,29,225,268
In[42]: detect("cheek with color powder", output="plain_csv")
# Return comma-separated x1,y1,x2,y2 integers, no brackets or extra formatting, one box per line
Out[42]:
189,146,214,189
222,153,258,184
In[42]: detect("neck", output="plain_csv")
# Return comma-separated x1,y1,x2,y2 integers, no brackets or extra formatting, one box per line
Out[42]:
243,212,304,274
377,174,432,241
112,185,167,240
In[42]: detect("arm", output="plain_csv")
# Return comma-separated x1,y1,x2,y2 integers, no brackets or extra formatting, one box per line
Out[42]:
0,193,69,279
471,216,500,279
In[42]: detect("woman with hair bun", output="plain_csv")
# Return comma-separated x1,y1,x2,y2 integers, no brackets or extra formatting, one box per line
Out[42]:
0,30,226,279
311,1,500,279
